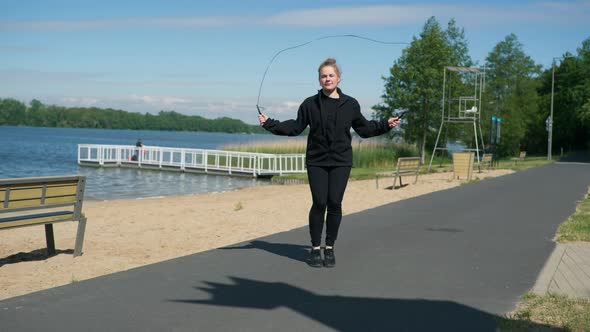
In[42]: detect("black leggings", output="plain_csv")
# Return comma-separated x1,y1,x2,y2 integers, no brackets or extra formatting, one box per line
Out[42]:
307,166,351,247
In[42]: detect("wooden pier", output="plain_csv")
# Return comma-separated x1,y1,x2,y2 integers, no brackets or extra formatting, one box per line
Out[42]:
78,144,307,178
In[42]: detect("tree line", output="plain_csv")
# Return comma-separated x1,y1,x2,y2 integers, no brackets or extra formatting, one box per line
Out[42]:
374,17,590,159
0,99,267,134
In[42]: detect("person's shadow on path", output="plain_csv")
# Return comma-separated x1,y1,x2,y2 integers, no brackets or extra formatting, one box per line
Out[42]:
170,276,560,332
220,240,309,264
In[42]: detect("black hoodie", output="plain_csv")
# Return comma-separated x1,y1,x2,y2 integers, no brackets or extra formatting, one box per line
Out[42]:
262,88,391,166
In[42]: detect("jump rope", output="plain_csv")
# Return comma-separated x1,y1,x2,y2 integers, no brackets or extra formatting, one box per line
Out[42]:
255,34,409,116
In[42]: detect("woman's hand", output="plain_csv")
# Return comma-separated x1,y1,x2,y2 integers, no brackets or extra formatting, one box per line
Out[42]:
388,116,402,128
258,113,268,126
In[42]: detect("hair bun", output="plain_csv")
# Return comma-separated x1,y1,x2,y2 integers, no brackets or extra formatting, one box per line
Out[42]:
318,58,341,77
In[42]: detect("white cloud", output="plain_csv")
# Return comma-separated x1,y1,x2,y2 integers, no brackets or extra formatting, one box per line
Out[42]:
0,68,103,81
262,5,453,27
0,16,251,32
1,2,588,32
0,46,47,52
126,94,194,106
62,97,100,107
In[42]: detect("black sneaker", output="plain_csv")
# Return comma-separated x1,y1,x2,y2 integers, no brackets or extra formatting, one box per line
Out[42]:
307,249,323,268
324,248,335,268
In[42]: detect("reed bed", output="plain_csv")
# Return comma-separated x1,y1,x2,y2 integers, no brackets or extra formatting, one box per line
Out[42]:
221,137,419,169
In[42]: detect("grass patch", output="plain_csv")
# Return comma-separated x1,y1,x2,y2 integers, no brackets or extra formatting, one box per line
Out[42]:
556,188,590,242
419,154,553,175
223,138,554,183
221,138,307,154
498,293,590,331
501,187,590,331
269,154,551,184
263,167,387,183
499,156,554,171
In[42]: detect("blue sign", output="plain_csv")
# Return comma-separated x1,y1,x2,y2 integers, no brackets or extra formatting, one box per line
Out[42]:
490,116,502,145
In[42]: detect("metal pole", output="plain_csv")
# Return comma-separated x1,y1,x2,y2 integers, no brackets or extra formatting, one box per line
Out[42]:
547,55,573,160
548,58,555,161
428,67,447,171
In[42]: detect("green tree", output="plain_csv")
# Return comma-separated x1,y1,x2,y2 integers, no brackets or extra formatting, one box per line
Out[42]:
446,19,473,68
27,99,47,126
0,98,27,125
536,37,590,152
575,38,590,138
373,17,472,162
484,34,541,156
0,98,268,134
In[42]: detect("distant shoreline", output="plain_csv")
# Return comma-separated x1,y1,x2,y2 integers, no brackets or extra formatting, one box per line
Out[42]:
0,97,267,134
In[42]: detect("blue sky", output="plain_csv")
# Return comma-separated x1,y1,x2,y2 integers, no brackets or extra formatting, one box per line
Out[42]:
1,0,589,124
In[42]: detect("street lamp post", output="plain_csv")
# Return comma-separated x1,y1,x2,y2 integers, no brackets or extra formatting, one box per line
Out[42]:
548,59,556,160
548,55,573,161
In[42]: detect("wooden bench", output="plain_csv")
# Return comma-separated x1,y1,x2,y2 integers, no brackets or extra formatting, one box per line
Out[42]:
376,157,420,189
0,175,87,257
511,151,527,165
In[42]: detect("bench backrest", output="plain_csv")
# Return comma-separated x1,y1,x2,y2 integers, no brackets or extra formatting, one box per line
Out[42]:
396,157,420,172
0,175,86,229
482,154,492,163
519,151,527,159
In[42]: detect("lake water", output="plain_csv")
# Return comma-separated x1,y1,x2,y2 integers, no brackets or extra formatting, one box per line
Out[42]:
0,126,298,200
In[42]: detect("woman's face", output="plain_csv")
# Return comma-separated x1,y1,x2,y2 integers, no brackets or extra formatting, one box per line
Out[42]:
319,66,340,91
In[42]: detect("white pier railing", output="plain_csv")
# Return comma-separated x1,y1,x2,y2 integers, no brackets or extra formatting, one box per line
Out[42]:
78,144,307,178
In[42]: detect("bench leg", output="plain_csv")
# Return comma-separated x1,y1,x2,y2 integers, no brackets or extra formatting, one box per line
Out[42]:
74,216,88,257
375,175,379,189
45,224,56,256
393,174,402,190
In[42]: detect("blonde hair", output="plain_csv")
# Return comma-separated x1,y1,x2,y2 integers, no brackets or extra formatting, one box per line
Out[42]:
318,58,341,77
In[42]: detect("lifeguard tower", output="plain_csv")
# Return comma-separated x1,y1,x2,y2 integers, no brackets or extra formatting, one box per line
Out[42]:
428,66,486,171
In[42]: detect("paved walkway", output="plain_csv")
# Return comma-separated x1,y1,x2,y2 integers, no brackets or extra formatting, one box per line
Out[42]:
1,155,589,331
531,152,590,300
533,243,590,298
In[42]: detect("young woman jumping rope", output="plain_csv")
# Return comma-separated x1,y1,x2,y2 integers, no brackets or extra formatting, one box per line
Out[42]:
258,58,401,268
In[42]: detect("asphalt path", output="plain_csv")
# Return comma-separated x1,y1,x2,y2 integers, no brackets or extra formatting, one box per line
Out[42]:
1,157,589,331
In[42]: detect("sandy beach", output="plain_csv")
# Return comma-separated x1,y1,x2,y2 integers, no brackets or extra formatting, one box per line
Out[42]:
0,169,512,300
